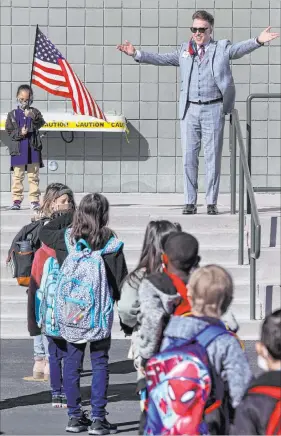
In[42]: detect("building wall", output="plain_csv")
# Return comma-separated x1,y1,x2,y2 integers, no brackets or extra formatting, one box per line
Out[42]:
0,0,280,194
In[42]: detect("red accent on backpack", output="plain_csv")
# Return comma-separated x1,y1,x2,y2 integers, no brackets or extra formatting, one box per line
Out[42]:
249,386,281,435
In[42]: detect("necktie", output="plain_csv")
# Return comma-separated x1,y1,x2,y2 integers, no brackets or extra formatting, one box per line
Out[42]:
199,45,205,61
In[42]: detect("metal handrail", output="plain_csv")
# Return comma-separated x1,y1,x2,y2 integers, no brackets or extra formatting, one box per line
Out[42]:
229,109,261,320
246,93,281,213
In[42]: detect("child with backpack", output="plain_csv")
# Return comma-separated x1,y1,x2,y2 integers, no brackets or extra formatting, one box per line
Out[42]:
118,220,182,373
145,263,252,435
41,193,128,434
5,84,45,211
26,184,75,382
232,309,281,435
137,231,200,367
118,220,182,431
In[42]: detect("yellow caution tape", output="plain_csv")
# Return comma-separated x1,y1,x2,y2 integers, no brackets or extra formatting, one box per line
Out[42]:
0,120,128,131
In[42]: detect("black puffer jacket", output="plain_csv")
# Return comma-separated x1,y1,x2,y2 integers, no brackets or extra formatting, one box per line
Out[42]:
231,370,281,435
39,211,128,301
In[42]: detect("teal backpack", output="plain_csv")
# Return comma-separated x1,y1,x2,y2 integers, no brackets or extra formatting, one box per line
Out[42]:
35,256,61,337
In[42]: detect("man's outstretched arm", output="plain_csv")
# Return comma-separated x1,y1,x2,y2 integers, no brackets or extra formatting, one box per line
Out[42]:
117,40,180,66
228,26,279,60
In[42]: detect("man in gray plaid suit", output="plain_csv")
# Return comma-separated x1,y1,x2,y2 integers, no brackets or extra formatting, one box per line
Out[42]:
117,10,279,215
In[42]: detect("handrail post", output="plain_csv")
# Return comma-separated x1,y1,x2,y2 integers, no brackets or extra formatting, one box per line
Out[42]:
246,96,252,215
230,113,236,214
250,215,256,320
238,151,244,265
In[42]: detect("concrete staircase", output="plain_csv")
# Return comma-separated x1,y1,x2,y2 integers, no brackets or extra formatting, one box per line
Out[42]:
1,193,280,340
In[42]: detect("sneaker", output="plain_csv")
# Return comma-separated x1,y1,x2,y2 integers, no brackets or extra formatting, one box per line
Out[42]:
52,394,62,408
9,201,21,210
61,394,67,409
33,359,45,379
66,411,92,433
88,418,118,435
30,201,40,211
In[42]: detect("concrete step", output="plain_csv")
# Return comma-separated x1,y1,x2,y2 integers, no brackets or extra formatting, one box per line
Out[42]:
1,242,249,265
0,259,251,282
0,315,126,340
0,227,243,250
235,320,262,340
0,209,241,230
2,282,279,307
0,293,263,318
0,310,262,340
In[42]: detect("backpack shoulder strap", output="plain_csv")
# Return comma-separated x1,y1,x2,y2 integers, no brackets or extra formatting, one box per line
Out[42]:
101,236,123,255
248,386,281,400
40,257,53,290
196,323,230,348
64,228,72,253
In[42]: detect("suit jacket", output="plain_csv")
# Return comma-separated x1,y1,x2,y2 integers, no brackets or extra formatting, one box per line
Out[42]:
135,39,260,117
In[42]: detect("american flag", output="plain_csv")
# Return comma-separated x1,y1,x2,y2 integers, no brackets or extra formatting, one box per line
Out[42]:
31,27,105,120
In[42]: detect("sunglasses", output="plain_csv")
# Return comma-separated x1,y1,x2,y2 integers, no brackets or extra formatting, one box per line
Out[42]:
190,27,208,34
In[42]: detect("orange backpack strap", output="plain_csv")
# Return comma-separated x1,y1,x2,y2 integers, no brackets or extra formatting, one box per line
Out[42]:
249,386,281,435
181,311,192,317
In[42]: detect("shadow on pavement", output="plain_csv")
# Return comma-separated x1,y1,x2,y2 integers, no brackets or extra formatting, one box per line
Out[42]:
81,382,137,406
116,420,140,433
80,360,136,378
0,382,137,411
109,359,136,374
0,390,51,410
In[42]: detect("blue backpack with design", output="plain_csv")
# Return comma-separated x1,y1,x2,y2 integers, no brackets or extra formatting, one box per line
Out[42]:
35,256,61,337
144,324,233,436
56,229,123,343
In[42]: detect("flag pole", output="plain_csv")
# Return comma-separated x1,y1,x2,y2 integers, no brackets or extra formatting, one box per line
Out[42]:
28,24,39,108
24,25,38,128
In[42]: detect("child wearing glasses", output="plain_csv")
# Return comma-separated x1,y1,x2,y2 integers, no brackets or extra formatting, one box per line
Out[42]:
5,84,45,211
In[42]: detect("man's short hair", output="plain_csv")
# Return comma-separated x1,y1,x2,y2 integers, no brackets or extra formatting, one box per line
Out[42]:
261,309,281,361
192,10,214,27
189,265,233,317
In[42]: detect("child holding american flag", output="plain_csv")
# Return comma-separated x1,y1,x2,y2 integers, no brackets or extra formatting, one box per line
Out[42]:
5,84,45,211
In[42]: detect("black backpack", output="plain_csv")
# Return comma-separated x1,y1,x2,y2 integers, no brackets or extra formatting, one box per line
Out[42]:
7,218,48,286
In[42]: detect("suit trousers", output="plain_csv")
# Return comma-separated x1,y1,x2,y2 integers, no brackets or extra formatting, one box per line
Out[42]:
181,102,225,205
12,163,40,202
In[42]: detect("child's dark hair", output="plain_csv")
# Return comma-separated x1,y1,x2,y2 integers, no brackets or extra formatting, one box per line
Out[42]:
127,220,182,288
71,193,114,251
16,84,33,99
261,309,281,360
163,232,200,274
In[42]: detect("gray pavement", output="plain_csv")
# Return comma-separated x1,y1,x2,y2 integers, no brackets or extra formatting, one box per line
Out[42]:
0,339,261,436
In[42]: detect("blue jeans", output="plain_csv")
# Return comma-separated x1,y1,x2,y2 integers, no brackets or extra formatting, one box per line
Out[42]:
33,335,49,360
47,336,67,396
64,337,110,419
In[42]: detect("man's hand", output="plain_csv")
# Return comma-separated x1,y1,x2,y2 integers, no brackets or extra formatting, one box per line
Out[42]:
258,26,280,44
21,126,28,136
116,40,136,56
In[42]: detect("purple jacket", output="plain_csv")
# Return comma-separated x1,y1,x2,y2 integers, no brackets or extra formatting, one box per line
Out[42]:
5,107,45,169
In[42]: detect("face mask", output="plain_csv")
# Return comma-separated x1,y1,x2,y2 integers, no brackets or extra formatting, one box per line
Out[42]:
257,355,269,372
17,99,33,110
